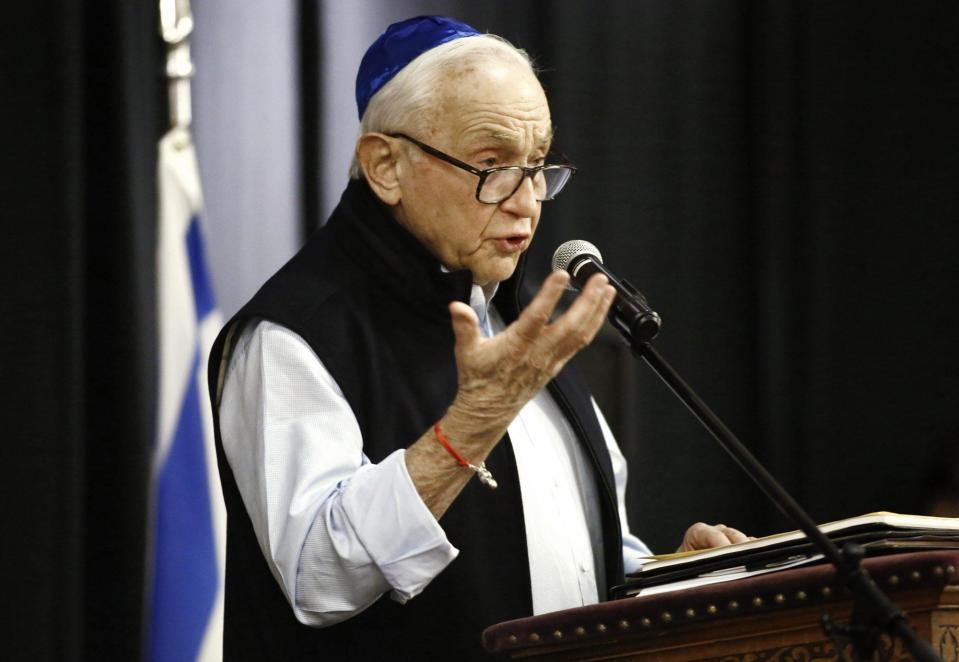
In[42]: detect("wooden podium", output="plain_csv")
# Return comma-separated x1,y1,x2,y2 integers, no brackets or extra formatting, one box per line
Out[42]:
483,550,959,660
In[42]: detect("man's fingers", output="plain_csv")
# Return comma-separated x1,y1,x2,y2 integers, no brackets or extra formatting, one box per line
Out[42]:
511,271,570,340
678,523,754,552
679,522,750,552
449,301,482,350
717,524,750,545
548,273,615,354
693,524,732,550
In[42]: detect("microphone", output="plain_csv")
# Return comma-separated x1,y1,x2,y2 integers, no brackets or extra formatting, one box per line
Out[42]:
552,240,661,344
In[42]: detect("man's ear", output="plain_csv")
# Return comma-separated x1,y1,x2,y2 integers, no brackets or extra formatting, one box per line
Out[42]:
356,133,403,206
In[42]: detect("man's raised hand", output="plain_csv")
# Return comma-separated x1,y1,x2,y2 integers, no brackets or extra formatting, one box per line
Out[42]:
445,271,616,440
406,271,616,517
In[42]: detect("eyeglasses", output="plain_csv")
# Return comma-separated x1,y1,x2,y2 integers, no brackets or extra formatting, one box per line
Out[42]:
388,133,577,204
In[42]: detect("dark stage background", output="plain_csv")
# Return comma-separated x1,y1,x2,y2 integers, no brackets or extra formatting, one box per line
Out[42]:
7,1,959,659
410,0,959,551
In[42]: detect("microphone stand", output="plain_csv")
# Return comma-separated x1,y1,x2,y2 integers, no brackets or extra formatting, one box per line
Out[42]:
627,337,939,661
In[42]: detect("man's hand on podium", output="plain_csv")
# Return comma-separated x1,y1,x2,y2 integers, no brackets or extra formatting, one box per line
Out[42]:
677,522,751,553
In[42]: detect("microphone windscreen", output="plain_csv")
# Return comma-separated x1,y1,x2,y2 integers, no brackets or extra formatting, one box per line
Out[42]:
551,240,603,273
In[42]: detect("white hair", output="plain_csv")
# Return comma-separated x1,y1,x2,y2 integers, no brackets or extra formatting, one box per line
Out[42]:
349,34,537,179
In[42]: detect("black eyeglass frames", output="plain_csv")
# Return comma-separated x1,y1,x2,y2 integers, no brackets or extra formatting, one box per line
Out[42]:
388,133,576,204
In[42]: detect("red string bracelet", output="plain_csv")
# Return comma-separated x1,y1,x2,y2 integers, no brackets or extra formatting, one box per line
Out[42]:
433,422,497,489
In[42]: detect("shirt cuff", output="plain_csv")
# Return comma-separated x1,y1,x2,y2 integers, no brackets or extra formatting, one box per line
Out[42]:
340,448,459,603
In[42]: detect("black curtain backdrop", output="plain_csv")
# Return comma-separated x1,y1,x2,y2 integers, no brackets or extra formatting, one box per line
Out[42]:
343,0,959,551
5,2,161,660
5,1,959,659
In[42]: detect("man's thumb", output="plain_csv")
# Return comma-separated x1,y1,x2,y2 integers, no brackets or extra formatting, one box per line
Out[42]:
449,301,481,348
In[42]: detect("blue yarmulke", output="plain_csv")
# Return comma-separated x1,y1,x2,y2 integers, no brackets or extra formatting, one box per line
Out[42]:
356,15,481,120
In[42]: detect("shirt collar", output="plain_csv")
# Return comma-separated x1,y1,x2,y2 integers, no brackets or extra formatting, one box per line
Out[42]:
470,282,499,337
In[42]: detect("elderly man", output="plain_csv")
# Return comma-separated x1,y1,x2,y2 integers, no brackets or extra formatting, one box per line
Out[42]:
208,15,746,661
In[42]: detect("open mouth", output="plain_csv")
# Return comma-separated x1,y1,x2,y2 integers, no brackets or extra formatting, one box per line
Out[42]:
495,235,529,253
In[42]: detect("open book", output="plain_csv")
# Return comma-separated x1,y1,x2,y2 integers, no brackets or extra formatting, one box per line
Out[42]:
612,512,959,598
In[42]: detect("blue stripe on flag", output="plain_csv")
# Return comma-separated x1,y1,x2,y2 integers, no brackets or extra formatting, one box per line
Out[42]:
186,216,216,321
148,350,218,661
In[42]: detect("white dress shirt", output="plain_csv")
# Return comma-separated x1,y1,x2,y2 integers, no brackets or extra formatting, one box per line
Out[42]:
219,284,650,627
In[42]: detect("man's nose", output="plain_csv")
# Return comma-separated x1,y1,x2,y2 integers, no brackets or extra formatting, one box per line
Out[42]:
500,173,539,217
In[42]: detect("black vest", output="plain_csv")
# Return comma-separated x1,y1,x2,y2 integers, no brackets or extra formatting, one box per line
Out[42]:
207,179,624,661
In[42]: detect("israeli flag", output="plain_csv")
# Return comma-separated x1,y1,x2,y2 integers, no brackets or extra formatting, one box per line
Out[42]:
149,126,226,662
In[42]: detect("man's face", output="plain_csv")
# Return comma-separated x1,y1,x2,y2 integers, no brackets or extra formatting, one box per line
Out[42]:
393,59,552,286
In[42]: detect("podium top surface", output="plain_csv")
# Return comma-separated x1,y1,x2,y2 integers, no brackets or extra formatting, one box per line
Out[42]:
482,550,959,657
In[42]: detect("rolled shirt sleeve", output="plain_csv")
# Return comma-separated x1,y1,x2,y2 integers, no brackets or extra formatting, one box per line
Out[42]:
219,320,458,627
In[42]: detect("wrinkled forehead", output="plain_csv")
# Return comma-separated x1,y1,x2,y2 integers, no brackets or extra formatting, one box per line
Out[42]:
429,61,553,149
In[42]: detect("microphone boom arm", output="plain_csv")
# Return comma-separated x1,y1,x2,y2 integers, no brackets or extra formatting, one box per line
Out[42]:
631,340,939,661
553,236,937,660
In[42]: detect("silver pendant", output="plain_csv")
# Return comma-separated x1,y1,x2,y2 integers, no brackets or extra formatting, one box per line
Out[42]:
472,462,498,490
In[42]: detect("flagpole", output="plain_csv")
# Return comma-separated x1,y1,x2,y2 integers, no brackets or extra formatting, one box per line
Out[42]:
161,0,194,130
